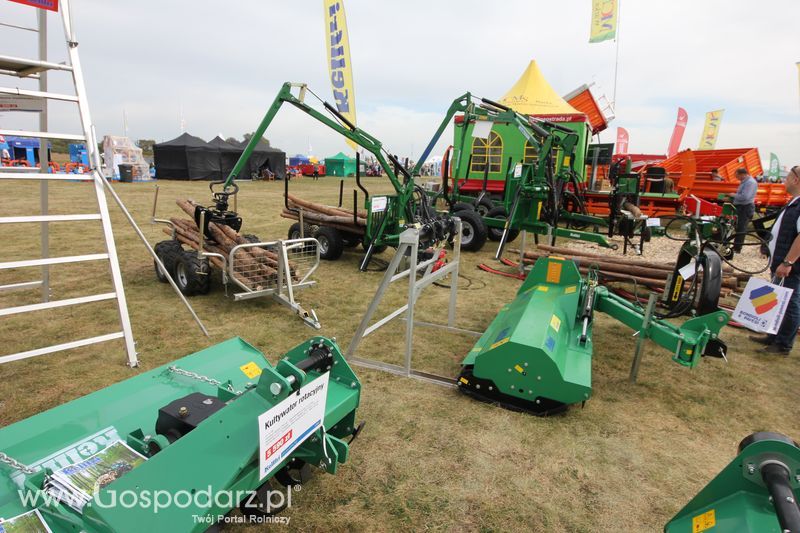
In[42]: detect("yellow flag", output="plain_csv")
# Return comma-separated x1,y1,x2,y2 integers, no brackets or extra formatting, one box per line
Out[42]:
698,109,724,150
589,0,618,43
324,0,357,151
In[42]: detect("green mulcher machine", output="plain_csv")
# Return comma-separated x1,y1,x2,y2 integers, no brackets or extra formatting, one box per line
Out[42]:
665,432,800,532
0,337,363,532
457,251,730,415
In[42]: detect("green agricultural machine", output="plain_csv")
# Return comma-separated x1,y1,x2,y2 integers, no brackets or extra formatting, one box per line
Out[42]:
457,254,729,415
418,95,615,255
0,337,363,532
665,432,800,532
191,82,459,271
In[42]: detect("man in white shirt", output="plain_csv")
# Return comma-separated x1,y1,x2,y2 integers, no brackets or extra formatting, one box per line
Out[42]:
750,165,800,354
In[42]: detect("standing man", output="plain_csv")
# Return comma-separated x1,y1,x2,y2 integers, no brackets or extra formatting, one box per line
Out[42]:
729,168,757,253
750,165,800,354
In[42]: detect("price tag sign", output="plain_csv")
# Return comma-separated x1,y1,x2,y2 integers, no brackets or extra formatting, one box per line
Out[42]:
645,217,661,227
371,196,387,213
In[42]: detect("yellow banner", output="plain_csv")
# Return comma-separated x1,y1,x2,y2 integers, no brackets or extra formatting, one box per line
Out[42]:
324,0,357,151
589,0,618,43
698,109,724,150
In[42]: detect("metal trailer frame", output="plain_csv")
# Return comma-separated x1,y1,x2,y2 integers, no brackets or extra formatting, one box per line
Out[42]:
0,1,208,368
152,201,323,329
345,220,481,387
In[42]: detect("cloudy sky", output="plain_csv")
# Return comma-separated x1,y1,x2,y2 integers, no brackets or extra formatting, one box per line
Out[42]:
2,0,799,168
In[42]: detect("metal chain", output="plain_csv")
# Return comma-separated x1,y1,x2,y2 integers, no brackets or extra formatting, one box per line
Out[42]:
0,451,36,475
167,366,242,395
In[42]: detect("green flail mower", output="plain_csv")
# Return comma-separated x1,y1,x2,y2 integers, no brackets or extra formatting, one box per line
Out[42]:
665,432,800,532
457,253,729,415
191,82,458,271
0,337,362,532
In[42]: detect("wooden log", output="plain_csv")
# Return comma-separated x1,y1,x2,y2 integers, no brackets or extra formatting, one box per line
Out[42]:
285,204,366,227
280,210,367,236
286,192,367,219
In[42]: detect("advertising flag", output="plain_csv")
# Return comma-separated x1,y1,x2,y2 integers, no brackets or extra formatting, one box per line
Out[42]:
768,153,781,181
615,127,629,155
589,0,618,43
324,0,357,151
666,107,688,158
698,109,724,150
9,0,58,11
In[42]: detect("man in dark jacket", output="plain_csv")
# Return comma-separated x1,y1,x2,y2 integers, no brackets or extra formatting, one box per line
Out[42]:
729,168,757,253
750,165,800,354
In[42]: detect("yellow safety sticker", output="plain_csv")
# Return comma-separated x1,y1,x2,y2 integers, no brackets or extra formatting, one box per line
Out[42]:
546,260,562,284
514,364,525,373
565,285,577,294
537,286,549,292
671,275,683,302
459,377,469,385
537,202,542,219
691,509,715,532
240,362,262,379
490,338,510,349
550,315,561,332
563,156,571,166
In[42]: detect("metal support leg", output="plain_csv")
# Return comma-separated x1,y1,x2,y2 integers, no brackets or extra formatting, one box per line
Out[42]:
404,238,419,375
38,9,49,303
629,292,657,383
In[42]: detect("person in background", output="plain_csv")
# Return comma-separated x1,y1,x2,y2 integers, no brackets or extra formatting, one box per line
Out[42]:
312,165,319,181
710,168,724,181
728,168,757,253
750,165,800,355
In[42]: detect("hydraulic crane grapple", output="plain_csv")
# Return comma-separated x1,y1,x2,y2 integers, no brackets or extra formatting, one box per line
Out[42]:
665,432,800,533
0,337,362,532
457,256,729,415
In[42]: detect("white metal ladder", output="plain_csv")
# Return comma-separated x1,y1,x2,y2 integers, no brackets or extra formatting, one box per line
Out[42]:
0,1,137,366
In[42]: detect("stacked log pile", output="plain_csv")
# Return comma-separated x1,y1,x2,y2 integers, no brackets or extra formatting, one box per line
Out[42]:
511,244,742,292
164,199,296,291
280,193,367,235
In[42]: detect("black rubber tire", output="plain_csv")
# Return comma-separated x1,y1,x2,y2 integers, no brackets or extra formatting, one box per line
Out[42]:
486,206,520,243
452,201,475,213
342,231,361,247
288,222,312,240
361,239,388,254
454,209,487,251
476,196,494,217
174,250,211,296
154,240,183,283
315,226,344,260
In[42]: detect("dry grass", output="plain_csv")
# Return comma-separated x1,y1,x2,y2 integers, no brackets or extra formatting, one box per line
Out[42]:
1,177,798,532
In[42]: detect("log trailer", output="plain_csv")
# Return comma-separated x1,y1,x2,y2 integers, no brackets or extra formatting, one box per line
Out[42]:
192,82,461,271
0,337,363,532
417,95,621,255
457,249,729,416
665,432,800,532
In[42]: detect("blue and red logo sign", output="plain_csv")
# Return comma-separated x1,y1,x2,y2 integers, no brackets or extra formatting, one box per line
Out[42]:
9,0,58,11
749,286,779,314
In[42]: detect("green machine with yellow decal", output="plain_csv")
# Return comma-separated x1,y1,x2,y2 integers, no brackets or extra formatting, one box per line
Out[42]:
457,255,729,415
665,432,800,532
0,337,363,532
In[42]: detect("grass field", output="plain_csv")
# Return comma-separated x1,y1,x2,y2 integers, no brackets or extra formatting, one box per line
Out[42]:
1,176,798,532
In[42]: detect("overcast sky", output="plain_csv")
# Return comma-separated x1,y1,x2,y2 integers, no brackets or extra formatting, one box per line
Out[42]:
2,0,799,168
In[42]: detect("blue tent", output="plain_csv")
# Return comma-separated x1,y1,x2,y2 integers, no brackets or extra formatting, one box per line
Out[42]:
289,154,309,166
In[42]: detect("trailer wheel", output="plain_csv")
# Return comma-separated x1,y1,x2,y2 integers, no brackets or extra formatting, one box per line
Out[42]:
361,240,388,254
454,209,487,251
315,226,344,260
452,201,475,213
288,222,312,240
153,240,183,283
476,196,494,217
341,232,362,247
174,250,211,295
486,206,520,242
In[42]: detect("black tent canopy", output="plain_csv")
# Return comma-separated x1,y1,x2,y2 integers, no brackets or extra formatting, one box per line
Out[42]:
154,133,286,181
153,133,221,181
